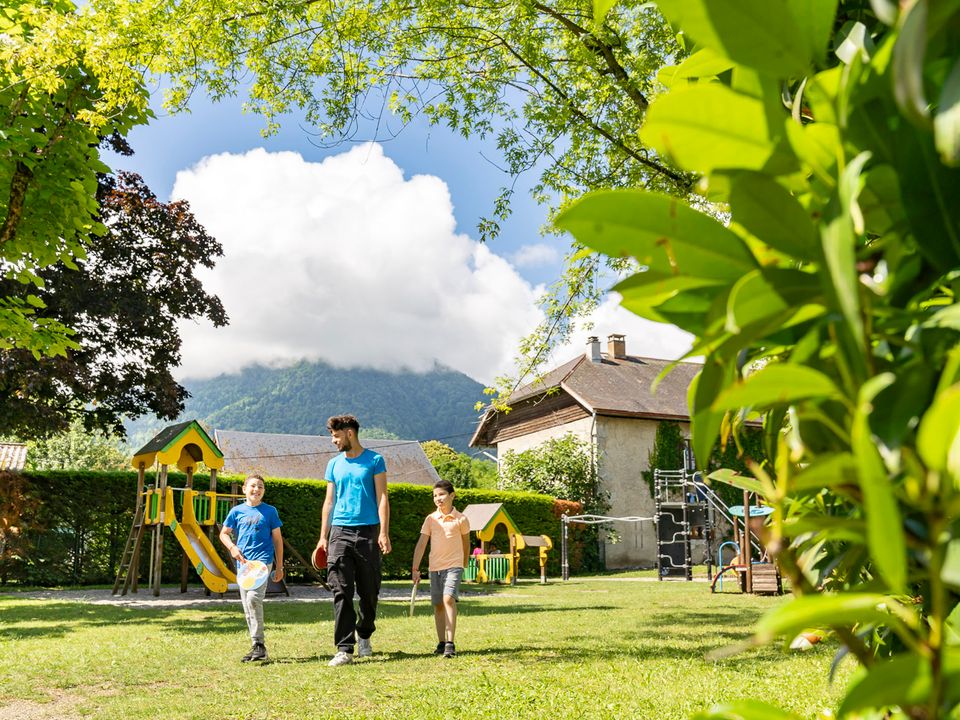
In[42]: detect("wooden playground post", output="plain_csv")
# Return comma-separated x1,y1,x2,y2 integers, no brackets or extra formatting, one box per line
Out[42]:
152,464,169,596
131,462,146,593
743,490,753,594
205,468,218,597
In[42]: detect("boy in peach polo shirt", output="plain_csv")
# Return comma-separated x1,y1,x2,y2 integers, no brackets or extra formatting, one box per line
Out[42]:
411,479,471,658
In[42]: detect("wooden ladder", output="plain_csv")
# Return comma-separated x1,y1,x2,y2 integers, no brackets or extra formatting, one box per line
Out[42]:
112,503,147,596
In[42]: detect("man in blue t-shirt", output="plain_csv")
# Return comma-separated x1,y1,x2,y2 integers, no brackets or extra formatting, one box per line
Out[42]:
315,414,391,667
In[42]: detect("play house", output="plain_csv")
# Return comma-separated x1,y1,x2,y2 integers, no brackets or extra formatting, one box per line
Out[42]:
461,503,553,584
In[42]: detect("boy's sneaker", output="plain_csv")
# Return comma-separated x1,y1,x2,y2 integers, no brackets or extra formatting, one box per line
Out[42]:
328,651,353,667
433,642,445,655
357,638,373,658
241,645,258,662
247,643,268,662
443,642,456,658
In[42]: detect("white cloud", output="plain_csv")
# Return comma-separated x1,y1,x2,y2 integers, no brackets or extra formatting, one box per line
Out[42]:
547,294,695,367
171,145,543,383
510,242,560,268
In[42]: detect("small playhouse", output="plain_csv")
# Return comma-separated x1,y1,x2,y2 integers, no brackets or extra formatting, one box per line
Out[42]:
461,503,553,584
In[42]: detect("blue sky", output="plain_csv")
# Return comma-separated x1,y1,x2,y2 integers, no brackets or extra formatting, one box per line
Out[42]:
103,92,691,384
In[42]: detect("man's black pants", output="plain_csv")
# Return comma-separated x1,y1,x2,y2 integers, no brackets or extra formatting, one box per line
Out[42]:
327,524,382,652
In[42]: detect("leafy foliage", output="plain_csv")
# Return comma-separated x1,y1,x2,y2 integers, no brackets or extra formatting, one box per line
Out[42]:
421,440,497,489
499,433,607,570
21,421,127,471
557,0,960,717
6,470,562,585
0,169,227,440
0,0,152,355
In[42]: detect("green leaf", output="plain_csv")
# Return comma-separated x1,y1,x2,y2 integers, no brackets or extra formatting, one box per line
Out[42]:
692,699,802,720
727,172,818,260
790,453,858,492
792,0,841,65
821,152,870,353
658,47,735,87
593,0,617,23
838,655,930,716
943,539,960,590
852,373,907,592
555,190,757,281
641,84,778,174
690,359,732,467
655,0,814,77
614,272,724,326
725,269,821,334
935,57,960,166
917,384,960,484
868,361,932,448
892,0,931,127
753,593,918,643
707,468,764,495
713,364,843,411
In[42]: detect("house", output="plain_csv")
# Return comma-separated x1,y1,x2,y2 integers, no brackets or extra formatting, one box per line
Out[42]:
213,429,440,486
470,334,700,568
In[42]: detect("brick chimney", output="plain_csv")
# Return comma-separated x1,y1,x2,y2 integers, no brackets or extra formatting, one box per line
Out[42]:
608,333,626,359
586,336,602,363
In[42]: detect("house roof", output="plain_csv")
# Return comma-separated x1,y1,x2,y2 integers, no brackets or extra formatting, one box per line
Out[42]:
213,429,440,486
471,351,701,447
0,442,27,471
461,503,520,535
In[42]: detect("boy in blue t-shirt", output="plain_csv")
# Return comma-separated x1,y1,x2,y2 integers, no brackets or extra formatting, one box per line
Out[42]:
220,474,284,662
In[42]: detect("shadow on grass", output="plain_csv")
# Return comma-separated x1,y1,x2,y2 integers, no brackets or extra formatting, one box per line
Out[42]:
0,598,612,640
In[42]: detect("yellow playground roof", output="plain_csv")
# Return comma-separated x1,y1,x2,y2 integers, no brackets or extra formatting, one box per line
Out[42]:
131,420,224,471
461,503,520,541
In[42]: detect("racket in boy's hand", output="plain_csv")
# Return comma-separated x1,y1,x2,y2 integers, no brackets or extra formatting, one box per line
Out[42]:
409,581,419,618
237,559,270,591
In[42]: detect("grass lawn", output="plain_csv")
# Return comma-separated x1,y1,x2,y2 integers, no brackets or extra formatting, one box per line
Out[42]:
0,574,850,720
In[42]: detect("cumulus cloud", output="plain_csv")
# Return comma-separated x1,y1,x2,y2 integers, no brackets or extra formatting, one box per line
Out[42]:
509,242,561,268
171,145,543,383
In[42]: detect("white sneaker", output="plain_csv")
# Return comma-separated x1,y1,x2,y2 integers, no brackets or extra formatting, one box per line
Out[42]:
328,651,353,667
357,638,373,658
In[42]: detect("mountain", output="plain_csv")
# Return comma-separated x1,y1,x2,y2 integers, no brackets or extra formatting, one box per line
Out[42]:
125,360,487,454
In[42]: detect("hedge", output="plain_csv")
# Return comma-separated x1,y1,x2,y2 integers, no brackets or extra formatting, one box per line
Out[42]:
2,470,582,586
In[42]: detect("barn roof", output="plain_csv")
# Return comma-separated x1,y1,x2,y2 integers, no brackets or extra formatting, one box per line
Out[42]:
0,442,27,471
213,429,440,485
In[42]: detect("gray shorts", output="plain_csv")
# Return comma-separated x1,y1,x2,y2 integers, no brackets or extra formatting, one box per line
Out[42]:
430,567,464,604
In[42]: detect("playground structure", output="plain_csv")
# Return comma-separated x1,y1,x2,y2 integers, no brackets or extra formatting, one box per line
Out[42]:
560,468,782,595
710,496,782,595
460,503,553,584
113,420,244,596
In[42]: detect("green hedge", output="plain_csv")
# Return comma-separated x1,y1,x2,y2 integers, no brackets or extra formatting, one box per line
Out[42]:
4,471,572,586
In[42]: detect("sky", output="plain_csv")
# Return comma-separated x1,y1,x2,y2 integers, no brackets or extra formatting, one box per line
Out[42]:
106,93,693,385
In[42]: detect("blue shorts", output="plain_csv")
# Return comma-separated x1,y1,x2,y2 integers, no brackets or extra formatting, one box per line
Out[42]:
430,567,464,604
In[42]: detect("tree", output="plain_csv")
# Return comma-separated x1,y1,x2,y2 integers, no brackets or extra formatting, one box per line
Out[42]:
1,0,152,355
0,165,227,439
558,1,960,717
499,433,606,513
23,420,127,471
421,440,497,489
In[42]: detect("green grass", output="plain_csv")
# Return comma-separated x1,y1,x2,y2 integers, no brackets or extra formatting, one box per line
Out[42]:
0,575,850,720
